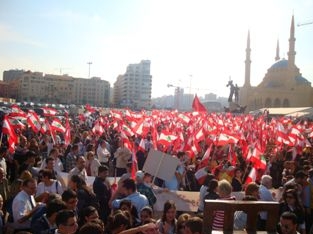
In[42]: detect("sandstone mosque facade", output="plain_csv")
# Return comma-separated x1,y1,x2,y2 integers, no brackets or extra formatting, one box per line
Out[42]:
239,15,313,111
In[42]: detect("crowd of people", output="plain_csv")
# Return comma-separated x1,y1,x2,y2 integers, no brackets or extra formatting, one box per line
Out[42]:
0,106,313,234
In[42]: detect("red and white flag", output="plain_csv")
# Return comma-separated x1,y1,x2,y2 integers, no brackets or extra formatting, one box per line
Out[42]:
8,117,25,130
194,127,205,143
247,147,267,170
121,123,135,137
178,113,191,124
110,110,123,121
138,138,146,152
92,121,104,136
50,118,66,133
42,107,58,116
245,167,257,184
64,115,71,146
157,130,177,148
192,94,207,112
216,133,239,146
9,104,27,119
195,167,208,185
2,115,18,153
85,104,96,113
27,110,41,133
199,144,213,168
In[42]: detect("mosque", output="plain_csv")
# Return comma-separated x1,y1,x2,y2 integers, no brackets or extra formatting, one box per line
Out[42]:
239,15,313,112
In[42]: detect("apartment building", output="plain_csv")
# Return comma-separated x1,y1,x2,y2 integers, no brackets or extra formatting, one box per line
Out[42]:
74,76,110,107
2,70,110,107
113,60,152,109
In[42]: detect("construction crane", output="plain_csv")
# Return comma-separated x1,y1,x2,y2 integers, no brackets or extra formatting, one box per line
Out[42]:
297,21,313,27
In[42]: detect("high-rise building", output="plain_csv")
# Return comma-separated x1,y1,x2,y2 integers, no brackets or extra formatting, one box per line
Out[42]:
2,70,110,106
113,60,152,109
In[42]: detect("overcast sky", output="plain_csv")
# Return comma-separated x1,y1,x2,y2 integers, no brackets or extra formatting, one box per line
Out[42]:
0,0,312,98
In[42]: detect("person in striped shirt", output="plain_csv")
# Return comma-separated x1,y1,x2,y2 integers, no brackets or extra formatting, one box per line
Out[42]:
212,179,236,230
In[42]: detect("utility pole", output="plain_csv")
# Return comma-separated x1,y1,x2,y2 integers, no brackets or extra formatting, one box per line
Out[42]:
189,74,193,107
87,61,92,78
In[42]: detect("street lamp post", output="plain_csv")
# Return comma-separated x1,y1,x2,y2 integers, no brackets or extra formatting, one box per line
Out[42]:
87,61,92,78
167,83,181,110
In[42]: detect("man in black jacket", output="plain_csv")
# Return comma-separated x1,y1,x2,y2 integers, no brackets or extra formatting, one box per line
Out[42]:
93,165,111,224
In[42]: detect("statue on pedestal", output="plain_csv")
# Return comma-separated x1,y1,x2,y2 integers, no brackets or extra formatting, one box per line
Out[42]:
226,80,235,102
234,84,239,103
225,80,246,113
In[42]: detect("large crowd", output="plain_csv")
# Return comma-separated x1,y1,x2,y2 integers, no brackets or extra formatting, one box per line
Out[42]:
0,105,313,234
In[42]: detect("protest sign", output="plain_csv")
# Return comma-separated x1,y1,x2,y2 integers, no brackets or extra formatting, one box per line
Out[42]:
143,149,179,181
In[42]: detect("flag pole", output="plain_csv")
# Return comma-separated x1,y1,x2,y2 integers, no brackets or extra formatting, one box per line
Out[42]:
50,130,56,145
152,152,165,185
0,132,3,147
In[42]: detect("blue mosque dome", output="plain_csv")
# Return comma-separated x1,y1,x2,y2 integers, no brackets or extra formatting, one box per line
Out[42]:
295,75,310,85
269,59,288,70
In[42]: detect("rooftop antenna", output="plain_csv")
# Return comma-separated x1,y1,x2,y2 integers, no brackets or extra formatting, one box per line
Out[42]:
53,67,71,75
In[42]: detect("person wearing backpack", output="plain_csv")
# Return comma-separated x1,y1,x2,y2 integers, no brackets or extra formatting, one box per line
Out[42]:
36,169,64,199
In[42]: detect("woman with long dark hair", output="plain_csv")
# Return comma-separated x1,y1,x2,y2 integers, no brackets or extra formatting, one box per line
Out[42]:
69,175,99,215
156,200,177,234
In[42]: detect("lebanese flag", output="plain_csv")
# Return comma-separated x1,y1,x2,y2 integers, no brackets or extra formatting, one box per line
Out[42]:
178,113,191,124
8,117,26,130
27,110,41,133
288,126,304,146
40,119,48,134
122,136,133,152
192,94,207,112
9,104,27,119
92,121,104,136
121,123,135,137
247,147,266,170
138,138,146,152
194,127,205,143
124,109,134,121
195,167,209,185
110,110,123,121
199,144,213,168
188,142,201,159
43,119,57,144
245,167,257,184
216,133,239,146
2,115,18,153
132,118,150,137
64,115,71,146
276,122,290,145
157,130,177,148
85,104,96,113
42,107,58,116
51,118,66,133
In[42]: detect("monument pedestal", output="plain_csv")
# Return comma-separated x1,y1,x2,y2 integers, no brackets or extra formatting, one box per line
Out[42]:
228,102,238,112
224,102,247,113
